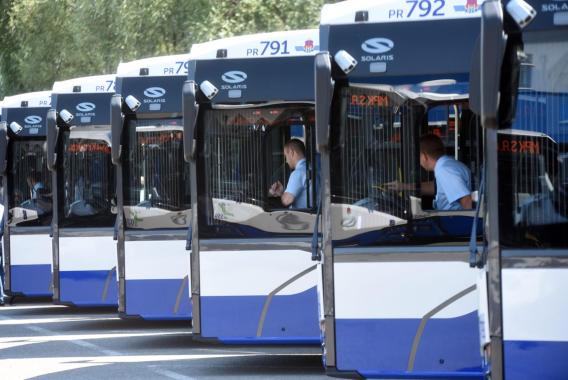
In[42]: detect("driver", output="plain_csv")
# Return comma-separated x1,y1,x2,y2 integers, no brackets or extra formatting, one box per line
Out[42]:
387,134,472,210
268,139,307,209
420,134,472,210
26,170,45,200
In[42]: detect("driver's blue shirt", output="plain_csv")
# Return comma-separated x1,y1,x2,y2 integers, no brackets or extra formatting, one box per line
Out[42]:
433,155,471,211
31,182,45,200
285,159,307,209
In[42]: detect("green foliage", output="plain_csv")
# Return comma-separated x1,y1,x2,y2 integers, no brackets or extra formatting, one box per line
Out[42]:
0,0,334,98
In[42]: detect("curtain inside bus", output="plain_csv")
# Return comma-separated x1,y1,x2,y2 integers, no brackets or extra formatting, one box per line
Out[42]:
59,128,115,228
330,82,483,246
8,139,52,227
123,118,191,230
498,30,568,248
198,105,317,238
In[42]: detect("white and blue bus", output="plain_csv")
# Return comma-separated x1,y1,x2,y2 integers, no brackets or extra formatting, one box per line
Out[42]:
475,0,568,378
110,54,192,320
46,75,118,307
314,0,487,377
1,91,53,300
183,30,322,343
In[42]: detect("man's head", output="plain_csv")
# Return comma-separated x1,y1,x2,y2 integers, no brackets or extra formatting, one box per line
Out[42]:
283,139,306,169
419,134,446,171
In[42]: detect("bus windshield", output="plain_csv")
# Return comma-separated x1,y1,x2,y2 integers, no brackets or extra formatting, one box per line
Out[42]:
199,105,317,237
123,118,191,230
60,129,115,228
8,140,52,227
498,30,568,248
331,81,482,246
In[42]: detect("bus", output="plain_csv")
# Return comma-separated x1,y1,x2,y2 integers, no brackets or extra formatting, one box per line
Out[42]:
1,91,53,300
183,29,322,343
475,0,568,378
110,54,192,320
47,74,118,306
314,0,487,377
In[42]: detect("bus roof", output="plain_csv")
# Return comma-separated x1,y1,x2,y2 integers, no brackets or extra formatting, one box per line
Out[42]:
190,29,319,60
320,0,481,81
321,0,484,25
2,91,52,108
52,74,115,94
116,54,190,77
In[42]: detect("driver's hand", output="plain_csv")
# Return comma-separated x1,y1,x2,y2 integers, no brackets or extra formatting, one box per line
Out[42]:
269,181,284,197
385,181,414,191
384,180,401,191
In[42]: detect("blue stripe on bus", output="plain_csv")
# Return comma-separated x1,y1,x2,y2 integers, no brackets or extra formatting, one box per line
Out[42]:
59,270,118,307
504,340,568,380
335,311,484,377
201,286,320,343
124,278,192,321
10,264,52,297
358,370,486,379
219,336,321,345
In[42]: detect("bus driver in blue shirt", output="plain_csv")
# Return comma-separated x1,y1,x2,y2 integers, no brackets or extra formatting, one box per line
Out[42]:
387,134,472,210
269,139,308,209
419,133,473,210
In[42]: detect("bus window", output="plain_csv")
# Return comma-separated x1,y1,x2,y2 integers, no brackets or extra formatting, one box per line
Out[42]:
331,86,416,221
123,118,191,229
8,140,52,227
200,106,317,237
498,34,568,248
60,129,115,228
331,84,483,246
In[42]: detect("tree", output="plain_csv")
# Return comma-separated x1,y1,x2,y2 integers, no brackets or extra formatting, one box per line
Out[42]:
0,0,334,98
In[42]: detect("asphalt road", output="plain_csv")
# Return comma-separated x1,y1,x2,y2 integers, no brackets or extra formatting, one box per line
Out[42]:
0,298,327,379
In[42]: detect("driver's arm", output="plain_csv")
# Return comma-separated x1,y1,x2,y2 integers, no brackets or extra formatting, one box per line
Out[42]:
459,194,473,209
281,192,295,207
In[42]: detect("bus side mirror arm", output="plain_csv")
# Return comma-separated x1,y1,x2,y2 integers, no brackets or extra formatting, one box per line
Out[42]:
111,94,124,166
480,0,507,129
315,52,333,153
0,122,8,175
46,109,59,172
183,80,199,162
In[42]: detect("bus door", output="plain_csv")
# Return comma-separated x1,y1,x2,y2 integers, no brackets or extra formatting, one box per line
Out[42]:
120,117,192,319
5,136,53,296
495,23,568,380
54,127,117,306
325,84,486,378
192,104,321,343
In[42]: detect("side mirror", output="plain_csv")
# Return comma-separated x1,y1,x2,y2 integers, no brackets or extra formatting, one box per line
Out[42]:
182,80,199,162
480,0,507,129
46,109,59,171
0,121,7,175
110,94,123,165
315,52,333,152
